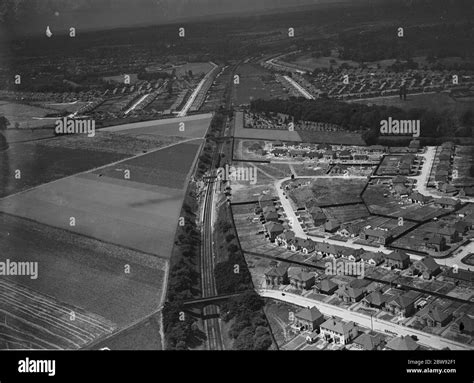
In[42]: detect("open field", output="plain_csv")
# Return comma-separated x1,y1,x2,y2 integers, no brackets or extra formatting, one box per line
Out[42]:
0,142,126,198
90,313,162,350
101,113,213,139
2,128,55,144
282,53,359,71
323,204,370,223
233,64,289,105
0,100,56,129
285,178,366,207
0,212,166,349
0,279,116,350
0,141,200,258
38,131,183,155
174,62,213,76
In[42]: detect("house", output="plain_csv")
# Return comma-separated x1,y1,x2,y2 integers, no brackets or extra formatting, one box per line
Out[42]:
314,242,339,258
385,250,410,269
288,267,315,290
393,183,410,197
359,227,393,245
308,207,327,226
385,336,420,350
264,211,280,223
424,224,459,243
353,332,385,350
276,231,296,247
360,251,385,266
453,220,471,234
324,219,340,233
443,268,474,283
434,197,460,209
264,264,289,286
458,315,474,335
299,238,316,254
408,139,420,151
293,306,325,331
422,233,447,252
264,222,284,241
320,318,358,345
409,192,432,205
410,256,441,279
438,182,458,195
336,284,366,303
386,293,417,317
417,304,454,327
340,220,367,237
316,278,338,295
362,290,390,309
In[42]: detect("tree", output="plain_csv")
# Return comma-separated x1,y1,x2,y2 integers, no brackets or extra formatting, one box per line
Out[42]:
0,116,10,130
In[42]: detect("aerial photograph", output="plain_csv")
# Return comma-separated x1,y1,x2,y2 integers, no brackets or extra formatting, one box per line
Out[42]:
0,0,473,378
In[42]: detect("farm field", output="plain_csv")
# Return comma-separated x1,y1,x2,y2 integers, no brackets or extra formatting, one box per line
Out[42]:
0,100,56,129
0,141,201,258
2,128,55,144
233,63,289,105
101,113,212,139
0,279,116,350
0,213,166,349
38,131,183,155
90,313,162,350
285,178,366,207
0,142,126,198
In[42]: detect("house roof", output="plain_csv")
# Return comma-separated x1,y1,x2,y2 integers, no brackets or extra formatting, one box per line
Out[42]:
386,336,419,350
278,230,295,241
318,278,338,292
321,318,356,336
265,264,289,277
361,251,385,263
415,256,440,273
362,227,392,239
424,306,453,323
295,306,323,322
288,267,314,282
354,332,384,350
409,191,432,203
364,290,389,306
387,293,415,309
337,285,364,299
264,222,284,233
424,233,444,245
436,197,459,206
386,250,409,262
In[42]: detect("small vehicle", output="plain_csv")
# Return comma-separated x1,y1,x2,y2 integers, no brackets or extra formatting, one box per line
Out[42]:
411,335,419,341
282,293,286,296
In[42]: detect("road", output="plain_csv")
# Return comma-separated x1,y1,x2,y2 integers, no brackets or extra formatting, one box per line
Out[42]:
283,75,314,100
259,289,473,350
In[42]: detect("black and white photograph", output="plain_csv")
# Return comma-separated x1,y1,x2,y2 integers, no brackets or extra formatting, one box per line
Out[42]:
0,0,473,380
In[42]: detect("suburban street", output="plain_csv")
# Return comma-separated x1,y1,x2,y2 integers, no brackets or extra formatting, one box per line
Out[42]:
259,289,473,350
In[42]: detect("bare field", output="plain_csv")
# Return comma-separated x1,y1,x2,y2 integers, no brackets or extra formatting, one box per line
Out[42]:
102,113,213,139
0,212,166,349
0,100,56,129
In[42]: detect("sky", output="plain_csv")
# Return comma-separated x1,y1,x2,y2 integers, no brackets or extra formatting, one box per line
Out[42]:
0,0,367,34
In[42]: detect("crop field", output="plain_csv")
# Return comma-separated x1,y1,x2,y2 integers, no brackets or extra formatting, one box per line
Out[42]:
0,213,166,349
285,178,366,207
0,279,116,350
0,142,126,198
38,131,183,155
102,113,212,139
233,63,289,105
0,100,56,129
